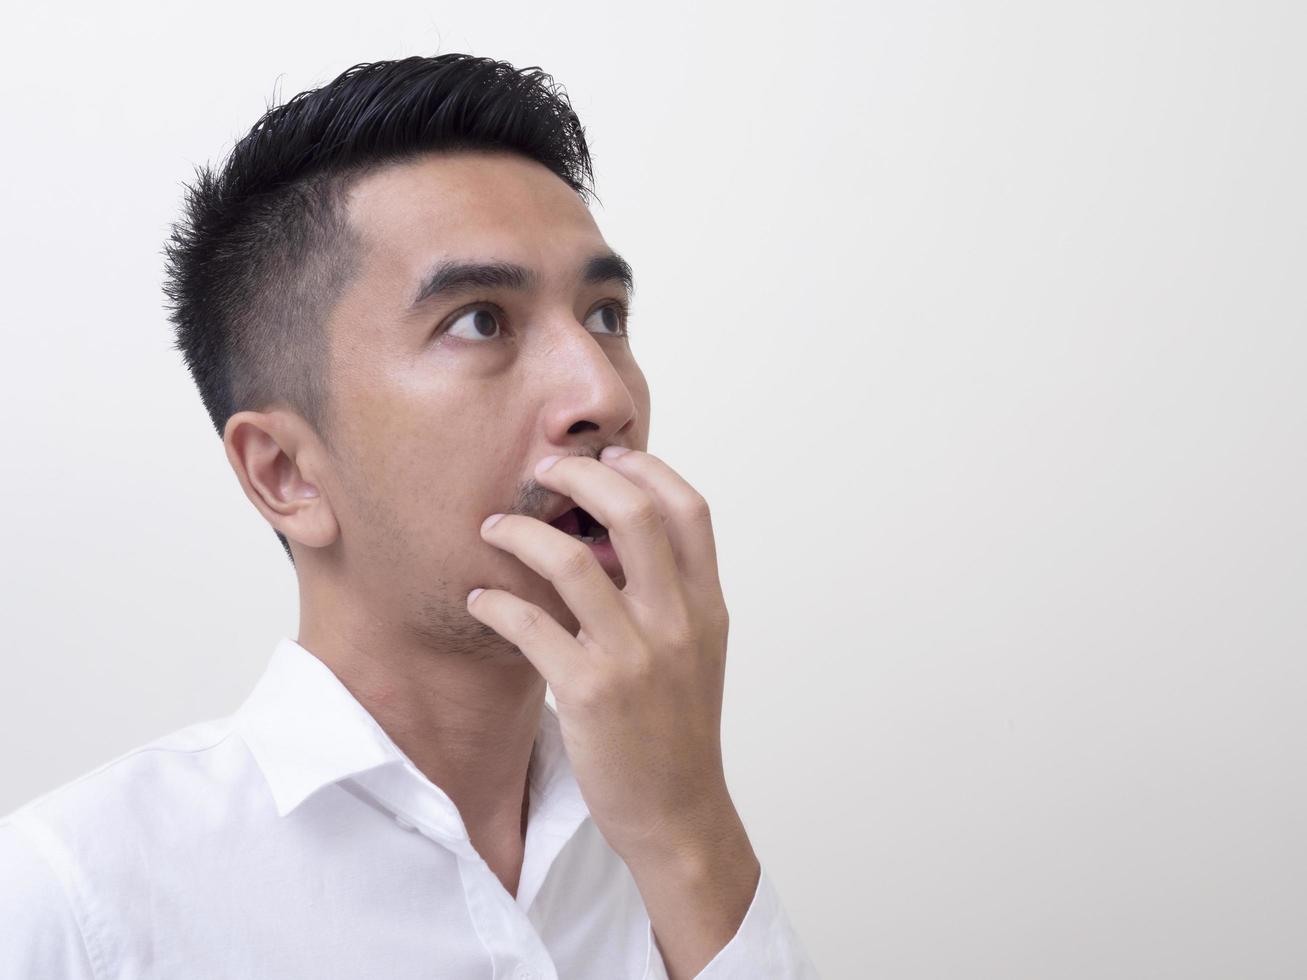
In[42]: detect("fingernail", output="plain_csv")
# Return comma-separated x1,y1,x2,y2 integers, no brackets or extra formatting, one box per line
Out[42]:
481,513,505,533
601,445,631,462
536,455,562,475
467,588,484,604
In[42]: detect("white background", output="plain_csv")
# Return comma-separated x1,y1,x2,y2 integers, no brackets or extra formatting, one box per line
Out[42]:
2,2,1304,977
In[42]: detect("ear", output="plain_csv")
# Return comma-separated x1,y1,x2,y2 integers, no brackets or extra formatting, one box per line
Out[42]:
223,409,339,551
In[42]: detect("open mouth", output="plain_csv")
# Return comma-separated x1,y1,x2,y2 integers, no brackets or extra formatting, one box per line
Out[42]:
548,505,608,544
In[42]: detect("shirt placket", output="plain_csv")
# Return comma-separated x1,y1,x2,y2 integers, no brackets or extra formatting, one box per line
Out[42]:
348,763,560,980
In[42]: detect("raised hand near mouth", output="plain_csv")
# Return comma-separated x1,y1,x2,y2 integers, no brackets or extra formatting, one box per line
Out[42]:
466,446,760,980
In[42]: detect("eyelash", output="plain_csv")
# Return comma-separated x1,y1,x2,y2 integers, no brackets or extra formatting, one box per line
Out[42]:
439,299,633,341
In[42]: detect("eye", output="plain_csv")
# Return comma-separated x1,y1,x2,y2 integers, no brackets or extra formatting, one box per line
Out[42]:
444,305,505,342
440,299,631,343
584,300,632,338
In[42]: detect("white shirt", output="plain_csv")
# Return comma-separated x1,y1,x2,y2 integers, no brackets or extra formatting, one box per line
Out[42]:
0,636,819,979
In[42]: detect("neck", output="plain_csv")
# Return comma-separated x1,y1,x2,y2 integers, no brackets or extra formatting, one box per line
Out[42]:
296,610,547,846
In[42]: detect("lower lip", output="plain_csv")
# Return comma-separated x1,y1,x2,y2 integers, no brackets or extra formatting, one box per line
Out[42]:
581,533,623,577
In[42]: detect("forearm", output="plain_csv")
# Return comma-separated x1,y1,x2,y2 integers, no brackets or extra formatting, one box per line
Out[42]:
623,805,762,980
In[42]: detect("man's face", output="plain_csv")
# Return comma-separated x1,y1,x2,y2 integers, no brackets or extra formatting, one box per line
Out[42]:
316,149,650,657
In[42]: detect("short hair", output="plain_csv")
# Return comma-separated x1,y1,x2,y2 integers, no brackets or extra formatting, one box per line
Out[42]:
161,54,597,566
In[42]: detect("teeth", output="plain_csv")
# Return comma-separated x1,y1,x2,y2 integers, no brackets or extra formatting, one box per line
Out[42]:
569,532,608,545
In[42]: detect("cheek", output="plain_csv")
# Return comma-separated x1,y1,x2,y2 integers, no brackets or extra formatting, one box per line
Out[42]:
339,385,459,495
330,426,466,546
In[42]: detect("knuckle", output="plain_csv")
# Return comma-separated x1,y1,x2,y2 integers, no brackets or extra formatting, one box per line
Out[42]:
623,498,662,533
704,595,730,632
556,541,596,580
680,492,712,524
690,584,729,625
512,602,547,635
571,670,610,711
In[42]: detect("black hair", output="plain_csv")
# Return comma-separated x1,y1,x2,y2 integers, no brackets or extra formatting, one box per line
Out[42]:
162,53,597,566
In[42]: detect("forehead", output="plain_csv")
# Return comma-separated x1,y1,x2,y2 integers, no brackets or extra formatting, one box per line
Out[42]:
344,150,602,281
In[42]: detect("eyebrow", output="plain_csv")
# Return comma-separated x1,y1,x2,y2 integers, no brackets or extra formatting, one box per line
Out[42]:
408,251,635,312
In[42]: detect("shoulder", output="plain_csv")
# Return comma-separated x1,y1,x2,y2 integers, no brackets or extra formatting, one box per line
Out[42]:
0,819,99,976
0,716,270,976
0,715,249,864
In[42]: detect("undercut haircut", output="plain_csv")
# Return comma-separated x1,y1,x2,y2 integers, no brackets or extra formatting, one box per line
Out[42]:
162,53,597,566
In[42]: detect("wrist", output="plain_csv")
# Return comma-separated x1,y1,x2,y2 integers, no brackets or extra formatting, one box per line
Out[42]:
620,804,761,980
622,794,755,878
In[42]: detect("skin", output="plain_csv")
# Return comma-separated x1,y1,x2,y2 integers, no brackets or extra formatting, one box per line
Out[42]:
223,149,759,978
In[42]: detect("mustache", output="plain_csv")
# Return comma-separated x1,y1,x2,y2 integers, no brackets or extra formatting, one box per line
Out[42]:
516,449,602,519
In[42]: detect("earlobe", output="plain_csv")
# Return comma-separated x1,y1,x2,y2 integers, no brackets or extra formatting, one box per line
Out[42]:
282,486,338,550
223,410,339,550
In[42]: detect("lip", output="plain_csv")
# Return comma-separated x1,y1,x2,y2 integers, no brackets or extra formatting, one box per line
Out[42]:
536,506,624,579
541,497,582,527
536,447,631,526
542,498,608,535
584,532,624,578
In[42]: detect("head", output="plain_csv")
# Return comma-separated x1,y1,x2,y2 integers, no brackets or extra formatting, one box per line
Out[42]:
163,54,650,659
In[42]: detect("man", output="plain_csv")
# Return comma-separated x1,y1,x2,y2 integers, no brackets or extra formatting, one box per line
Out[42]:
0,53,819,979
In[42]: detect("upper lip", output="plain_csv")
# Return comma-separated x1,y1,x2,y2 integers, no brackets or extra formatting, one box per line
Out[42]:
540,497,583,526
536,448,624,525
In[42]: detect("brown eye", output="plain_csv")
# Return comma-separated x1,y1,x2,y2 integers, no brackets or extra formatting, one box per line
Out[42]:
584,301,630,337
445,306,504,341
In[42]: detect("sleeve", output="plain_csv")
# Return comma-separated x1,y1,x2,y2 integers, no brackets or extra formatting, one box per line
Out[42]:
642,863,822,979
0,820,99,980
691,864,821,978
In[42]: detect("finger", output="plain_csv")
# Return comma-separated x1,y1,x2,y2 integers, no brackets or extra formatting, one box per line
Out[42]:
465,586,587,693
479,512,643,654
533,454,681,606
598,447,725,602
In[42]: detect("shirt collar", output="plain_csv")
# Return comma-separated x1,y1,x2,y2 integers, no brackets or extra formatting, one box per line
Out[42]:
233,636,584,827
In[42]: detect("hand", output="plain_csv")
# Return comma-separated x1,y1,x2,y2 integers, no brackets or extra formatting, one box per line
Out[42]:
467,448,761,978
465,447,736,863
